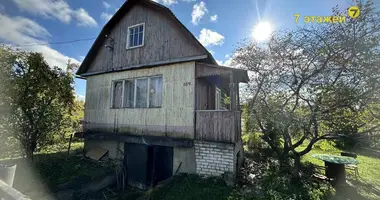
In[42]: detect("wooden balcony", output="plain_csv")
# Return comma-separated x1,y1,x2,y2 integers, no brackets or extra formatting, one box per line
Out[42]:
195,110,241,143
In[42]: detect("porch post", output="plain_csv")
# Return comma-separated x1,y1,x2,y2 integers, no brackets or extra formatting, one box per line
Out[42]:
236,80,240,110
229,72,236,111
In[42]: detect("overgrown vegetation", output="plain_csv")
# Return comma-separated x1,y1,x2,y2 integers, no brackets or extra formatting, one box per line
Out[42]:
0,47,83,158
236,0,380,172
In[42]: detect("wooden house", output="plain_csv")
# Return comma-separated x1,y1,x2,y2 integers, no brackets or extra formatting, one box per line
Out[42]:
76,0,249,189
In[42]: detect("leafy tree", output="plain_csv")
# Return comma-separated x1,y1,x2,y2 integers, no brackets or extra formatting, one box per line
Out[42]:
234,1,380,170
0,47,75,158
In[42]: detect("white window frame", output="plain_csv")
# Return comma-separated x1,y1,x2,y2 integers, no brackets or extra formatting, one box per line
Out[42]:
134,77,149,108
148,75,163,108
110,75,163,109
126,23,145,50
215,87,221,110
123,79,135,108
110,80,125,109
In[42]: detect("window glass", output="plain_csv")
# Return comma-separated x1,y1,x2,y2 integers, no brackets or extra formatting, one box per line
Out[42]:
113,81,123,108
124,80,135,108
129,33,134,48
138,32,143,46
128,24,144,48
136,78,148,108
149,76,163,108
133,33,138,46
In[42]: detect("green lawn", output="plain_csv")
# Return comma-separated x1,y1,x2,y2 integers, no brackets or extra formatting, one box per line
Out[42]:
146,174,242,200
299,141,380,200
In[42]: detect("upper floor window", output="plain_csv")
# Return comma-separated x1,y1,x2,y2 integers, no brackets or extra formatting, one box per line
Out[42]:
111,75,162,108
127,23,145,49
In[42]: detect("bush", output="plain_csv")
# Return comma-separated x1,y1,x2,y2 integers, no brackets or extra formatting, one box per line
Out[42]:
243,146,335,200
242,132,265,151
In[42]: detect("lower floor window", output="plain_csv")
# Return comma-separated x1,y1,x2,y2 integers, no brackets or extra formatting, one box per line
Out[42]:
112,75,163,108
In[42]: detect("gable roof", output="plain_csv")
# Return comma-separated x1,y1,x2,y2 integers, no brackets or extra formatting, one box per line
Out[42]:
76,0,217,76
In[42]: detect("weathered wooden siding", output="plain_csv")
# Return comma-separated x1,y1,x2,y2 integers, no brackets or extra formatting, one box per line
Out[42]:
87,2,206,73
84,62,195,139
195,111,241,143
196,78,215,110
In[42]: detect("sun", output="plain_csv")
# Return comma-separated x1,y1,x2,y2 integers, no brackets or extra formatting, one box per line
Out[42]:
252,22,272,41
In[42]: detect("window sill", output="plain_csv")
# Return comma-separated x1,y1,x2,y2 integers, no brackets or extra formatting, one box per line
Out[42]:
126,44,144,50
110,107,162,109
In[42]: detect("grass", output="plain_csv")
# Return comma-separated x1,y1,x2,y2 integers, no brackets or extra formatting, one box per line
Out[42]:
146,174,242,200
0,141,115,199
298,140,380,200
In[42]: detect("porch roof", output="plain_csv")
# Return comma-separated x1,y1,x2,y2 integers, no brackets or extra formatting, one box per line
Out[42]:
195,62,249,83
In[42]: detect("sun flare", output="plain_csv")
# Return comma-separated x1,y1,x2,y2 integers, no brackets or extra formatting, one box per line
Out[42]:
252,22,272,41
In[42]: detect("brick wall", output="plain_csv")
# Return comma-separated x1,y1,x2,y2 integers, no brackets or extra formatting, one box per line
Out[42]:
194,140,235,176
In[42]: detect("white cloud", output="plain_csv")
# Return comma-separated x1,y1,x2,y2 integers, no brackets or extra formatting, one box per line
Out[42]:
217,52,244,68
76,94,86,101
78,56,85,62
0,14,79,69
101,12,113,22
74,8,98,27
220,57,233,66
153,0,194,5
197,28,224,47
191,1,208,25
11,0,97,27
152,0,177,5
103,1,111,9
210,15,218,22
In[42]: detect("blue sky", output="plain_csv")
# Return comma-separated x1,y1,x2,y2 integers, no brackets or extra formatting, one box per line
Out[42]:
0,0,360,99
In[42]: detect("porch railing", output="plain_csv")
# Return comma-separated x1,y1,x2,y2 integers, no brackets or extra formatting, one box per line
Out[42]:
195,110,241,143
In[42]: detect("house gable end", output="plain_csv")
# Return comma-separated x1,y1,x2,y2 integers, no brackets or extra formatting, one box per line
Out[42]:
81,0,210,75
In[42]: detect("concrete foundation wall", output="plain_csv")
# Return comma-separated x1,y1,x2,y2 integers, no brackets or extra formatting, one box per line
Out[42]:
194,140,234,176
234,140,244,175
84,139,196,175
173,147,196,174
84,139,240,178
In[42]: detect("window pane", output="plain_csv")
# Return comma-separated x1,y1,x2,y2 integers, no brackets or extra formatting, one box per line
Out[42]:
138,32,143,45
139,25,143,32
149,76,162,108
113,81,123,108
129,34,133,47
136,78,148,108
129,27,134,34
124,80,135,108
133,33,139,46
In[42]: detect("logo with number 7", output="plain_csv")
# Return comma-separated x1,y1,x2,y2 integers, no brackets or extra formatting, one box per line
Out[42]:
348,6,360,18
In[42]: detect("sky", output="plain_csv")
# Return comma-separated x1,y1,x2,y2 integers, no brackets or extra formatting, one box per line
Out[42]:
0,0,363,100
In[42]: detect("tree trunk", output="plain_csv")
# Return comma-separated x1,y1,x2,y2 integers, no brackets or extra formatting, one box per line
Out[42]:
278,151,291,172
293,155,301,177
25,148,34,160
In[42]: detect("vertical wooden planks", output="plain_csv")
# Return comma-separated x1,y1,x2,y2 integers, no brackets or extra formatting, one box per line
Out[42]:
195,110,241,143
85,2,206,73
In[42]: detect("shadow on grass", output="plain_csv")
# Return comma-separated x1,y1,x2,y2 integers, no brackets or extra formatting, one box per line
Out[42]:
333,183,370,200
341,178,380,200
